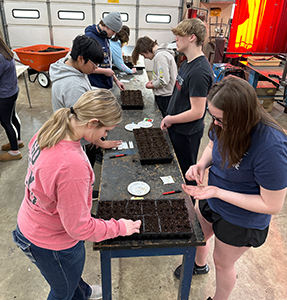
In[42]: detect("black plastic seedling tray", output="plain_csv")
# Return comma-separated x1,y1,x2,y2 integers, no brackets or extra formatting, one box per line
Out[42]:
133,128,173,165
121,90,144,110
95,199,193,241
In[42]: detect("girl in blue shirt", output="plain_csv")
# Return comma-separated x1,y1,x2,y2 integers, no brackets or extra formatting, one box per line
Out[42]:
110,25,136,75
0,36,23,161
181,76,287,300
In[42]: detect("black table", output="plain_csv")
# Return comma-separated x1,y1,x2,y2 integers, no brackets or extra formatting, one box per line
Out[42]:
93,69,206,300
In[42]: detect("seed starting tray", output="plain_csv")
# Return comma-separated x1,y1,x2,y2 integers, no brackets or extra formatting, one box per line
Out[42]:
95,199,193,241
121,90,144,110
133,128,173,165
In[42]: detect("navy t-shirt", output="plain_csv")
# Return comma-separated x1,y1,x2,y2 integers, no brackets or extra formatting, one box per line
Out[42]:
0,55,18,98
208,122,287,229
166,55,214,136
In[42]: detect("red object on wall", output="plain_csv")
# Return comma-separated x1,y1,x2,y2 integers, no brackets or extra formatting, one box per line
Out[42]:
227,0,287,53
188,9,198,19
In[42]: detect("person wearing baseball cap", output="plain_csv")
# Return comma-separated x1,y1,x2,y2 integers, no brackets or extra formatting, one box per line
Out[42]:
85,12,125,91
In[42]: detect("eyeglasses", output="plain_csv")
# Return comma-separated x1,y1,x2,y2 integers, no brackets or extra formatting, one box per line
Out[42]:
89,60,99,68
207,107,223,125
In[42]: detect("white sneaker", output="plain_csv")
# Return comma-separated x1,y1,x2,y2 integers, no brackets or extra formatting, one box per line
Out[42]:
89,285,102,300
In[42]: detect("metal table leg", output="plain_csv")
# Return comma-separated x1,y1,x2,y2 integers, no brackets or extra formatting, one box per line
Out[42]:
99,246,196,300
100,251,112,300
178,247,196,300
22,71,32,108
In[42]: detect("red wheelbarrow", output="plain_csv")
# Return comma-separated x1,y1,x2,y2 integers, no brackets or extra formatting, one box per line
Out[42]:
13,44,70,88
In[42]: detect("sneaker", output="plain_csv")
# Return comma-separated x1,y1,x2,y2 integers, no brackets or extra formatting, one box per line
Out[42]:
89,284,102,300
174,263,209,279
0,152,22,161
193,263,210,275
1,142,24,151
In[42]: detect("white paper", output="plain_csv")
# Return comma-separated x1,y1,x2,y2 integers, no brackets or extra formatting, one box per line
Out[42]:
122,141,129,149
160,176,175,185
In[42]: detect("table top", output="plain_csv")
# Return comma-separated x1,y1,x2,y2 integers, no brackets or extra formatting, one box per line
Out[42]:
16,65,29,77
100,69,184,201
239,60,284,86
93,69,206,250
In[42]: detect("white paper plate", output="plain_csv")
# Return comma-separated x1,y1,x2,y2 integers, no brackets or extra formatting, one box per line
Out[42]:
127,181,150,196
138,121,153,128
125,123,141,131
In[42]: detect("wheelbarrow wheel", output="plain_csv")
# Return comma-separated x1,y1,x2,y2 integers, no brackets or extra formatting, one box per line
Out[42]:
38,72,50,88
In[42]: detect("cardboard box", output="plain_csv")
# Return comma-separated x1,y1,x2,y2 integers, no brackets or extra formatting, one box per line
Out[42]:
258,99,274,112
256,81,277,96
256,81,276,113
247,56,281,66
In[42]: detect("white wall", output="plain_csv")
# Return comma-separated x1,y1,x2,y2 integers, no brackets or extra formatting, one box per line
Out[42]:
3,0,182,70
3,0,181,52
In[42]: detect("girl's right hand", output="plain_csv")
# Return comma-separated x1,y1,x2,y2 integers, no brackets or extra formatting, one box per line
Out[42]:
120,219,141,236
185,164,205,185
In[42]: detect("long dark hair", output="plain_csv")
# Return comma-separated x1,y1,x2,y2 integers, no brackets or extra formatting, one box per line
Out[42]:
0,35,14,61
111,25,130,46
208,75,285,167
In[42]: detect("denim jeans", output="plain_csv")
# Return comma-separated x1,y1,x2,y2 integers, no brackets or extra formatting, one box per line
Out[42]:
12,225,92,300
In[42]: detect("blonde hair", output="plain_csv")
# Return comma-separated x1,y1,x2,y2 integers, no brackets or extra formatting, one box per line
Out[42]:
172,18,207,46
37,89,122,149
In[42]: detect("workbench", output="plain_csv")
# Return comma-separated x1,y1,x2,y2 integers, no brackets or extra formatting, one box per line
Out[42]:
239,60,287,111
93,69,206,300
16,65,32,108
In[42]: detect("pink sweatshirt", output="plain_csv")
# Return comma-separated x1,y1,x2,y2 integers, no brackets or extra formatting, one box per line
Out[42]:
18,134,126,251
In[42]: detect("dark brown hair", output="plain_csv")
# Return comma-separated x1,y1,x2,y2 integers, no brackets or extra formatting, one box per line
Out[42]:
132,36,157,65
208,75,285,167
111,25,130,46
0,35,14,61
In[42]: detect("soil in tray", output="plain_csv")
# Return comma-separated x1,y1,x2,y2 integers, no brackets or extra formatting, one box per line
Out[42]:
121,90,144,109
95,199,192,240
133,128,173,164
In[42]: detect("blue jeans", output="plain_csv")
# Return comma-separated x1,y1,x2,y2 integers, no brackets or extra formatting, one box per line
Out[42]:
12,225,92,300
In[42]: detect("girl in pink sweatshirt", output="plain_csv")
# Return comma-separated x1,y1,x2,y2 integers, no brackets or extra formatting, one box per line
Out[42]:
13,89,141,300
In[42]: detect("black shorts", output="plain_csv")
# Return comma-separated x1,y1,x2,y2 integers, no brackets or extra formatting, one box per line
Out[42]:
199,200,269,248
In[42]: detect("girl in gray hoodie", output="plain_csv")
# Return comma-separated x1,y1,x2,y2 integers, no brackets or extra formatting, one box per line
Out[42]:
132,36,177,116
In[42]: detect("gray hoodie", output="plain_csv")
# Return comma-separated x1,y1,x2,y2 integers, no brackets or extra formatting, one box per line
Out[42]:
49,57,92,111
152,43,177,97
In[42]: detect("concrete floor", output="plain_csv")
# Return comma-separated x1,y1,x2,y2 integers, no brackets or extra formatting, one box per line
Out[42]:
1,72,287,300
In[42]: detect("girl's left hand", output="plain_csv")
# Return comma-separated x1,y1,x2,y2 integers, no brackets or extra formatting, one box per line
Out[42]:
101,140,122,149
182,184,219,200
